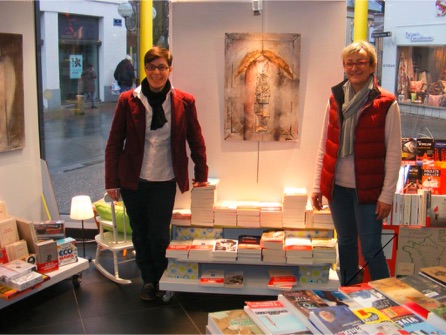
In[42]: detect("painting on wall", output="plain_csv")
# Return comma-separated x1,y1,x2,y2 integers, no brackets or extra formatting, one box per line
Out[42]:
224,32,301,142
0,33,24,152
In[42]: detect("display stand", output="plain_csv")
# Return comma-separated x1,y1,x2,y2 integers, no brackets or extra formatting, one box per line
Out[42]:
159,225,339,297
0,257,89,310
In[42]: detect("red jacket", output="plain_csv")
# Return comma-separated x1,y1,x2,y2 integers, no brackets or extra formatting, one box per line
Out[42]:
105,88,208,193
320,79,395,203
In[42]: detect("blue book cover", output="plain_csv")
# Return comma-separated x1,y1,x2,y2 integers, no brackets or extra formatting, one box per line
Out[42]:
309,305,364,335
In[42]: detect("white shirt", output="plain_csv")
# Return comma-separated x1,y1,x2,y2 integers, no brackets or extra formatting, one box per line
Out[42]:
312,100,402,205
134,86,175,181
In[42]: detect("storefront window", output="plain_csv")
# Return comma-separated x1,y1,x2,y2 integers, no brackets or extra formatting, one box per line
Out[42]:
396,46,446,107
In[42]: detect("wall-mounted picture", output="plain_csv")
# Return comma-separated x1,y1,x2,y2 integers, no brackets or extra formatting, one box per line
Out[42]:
225,32,300,141
0,33,24,152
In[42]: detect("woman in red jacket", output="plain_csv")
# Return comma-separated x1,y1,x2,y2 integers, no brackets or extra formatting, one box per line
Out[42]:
105,46,208,301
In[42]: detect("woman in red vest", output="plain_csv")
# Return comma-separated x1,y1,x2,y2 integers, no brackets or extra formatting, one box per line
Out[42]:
311,41,402,286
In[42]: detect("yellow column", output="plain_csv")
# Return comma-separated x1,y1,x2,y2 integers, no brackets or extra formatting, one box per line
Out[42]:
354,0,369,42
139,0,153,80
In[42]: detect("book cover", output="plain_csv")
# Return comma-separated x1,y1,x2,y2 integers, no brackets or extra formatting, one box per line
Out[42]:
244,300,312,335
357,322,407,335
35,239,59,273
368,276,445,313
165,240,192,258
401,137,417,163
33,220,65,240
212,239,238,259
339,283,398,310
14,217,37,254
56,237,78,266
312,290,363,309
199,269,225,286
277,290,328,318
427,305,446,331
207,309,263,335
237,235,261,254
351,307,394,325
400,272,446,302
188,239,215,260
379,305,424,330
267,269,297,290
420,265,446,286
224,271,244,288
309,305,364,335
0,218,19,249
416,137,435,164
5,239,28,261
259,231,284,250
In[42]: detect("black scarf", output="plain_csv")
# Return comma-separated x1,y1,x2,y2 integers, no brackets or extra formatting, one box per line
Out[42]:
141,78,171,130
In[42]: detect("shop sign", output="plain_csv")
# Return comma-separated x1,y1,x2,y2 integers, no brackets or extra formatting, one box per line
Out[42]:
113,18,122,27
371,31,391,38
406,32,434,42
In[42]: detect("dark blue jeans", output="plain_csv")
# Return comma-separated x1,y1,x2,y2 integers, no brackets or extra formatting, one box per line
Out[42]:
121,180,176,284
329,185,389,286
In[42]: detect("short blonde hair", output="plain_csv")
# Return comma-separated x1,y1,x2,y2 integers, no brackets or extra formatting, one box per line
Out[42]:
342,41,377,66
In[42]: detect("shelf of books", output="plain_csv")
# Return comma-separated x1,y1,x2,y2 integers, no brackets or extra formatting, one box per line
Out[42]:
160,264,339,296
0,257,89,309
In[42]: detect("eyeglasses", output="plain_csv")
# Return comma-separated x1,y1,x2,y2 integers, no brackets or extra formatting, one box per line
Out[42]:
146,64,169,72
344,60,369,69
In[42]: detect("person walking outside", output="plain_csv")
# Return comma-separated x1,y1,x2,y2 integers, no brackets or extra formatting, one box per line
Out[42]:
81,63,97,109
105,46,209,301
114,55,135,93
311,41,402,286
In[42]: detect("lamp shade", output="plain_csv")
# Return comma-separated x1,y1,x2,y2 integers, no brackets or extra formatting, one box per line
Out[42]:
70,195,94,220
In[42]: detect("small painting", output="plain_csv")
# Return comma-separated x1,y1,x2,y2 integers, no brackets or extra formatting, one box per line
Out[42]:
225,32,301,141
0,33,24,152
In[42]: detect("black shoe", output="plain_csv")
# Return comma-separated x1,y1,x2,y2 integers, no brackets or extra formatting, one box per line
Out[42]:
155,282,165,299
140,283,156,301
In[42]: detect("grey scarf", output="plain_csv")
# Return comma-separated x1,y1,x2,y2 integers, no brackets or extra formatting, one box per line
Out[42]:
339,76,374,157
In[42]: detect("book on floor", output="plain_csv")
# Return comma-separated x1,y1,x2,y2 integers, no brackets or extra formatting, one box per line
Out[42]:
244,300,313,335
207,309,263,334
309,305,364,335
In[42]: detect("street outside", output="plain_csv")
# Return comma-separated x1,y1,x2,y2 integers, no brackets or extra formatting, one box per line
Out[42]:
43,103,446,215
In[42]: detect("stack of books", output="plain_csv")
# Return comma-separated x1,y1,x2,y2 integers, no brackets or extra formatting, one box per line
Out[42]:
190,178,219,226
165,239,192,258
260,230,286,263
309,207,334,229
282,187,308,229
236,202,261,228
283,235,313,265
206,309,261,334
212,238,238,261
199,269,225,287
259,202,283,228
311,237,337,264
170,209,191,226
237,234,262,262
213,201,237,226
188,238,215,260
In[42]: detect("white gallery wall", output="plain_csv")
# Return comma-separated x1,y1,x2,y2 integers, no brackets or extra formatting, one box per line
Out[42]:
0,1,42,220
170,0,346,208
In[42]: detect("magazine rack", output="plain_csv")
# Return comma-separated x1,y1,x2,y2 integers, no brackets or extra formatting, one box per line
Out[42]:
92,193,134,284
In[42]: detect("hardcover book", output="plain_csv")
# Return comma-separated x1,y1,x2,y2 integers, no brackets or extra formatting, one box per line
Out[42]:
309,305,364,335
207,309,263,335
244,300,312,335
400,272,446,302
420,265,446,286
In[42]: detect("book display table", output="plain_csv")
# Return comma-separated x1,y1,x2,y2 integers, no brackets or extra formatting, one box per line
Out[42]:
0,257,89,310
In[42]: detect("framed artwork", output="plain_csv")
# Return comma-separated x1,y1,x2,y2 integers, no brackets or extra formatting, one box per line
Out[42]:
225,32,301,141
0,33,24,152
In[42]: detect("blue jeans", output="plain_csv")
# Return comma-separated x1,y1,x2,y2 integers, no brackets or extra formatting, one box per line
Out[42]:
329,185,389,286
121,180,176,284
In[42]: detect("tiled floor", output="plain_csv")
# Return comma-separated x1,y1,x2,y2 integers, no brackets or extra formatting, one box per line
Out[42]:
0,242,270,334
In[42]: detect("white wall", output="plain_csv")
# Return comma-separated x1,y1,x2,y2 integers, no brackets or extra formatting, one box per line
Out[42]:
0,1,42,220
170,0,346,208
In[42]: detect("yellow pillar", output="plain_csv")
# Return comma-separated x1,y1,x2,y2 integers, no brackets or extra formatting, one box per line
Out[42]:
354,0,369,42
139,0,153,80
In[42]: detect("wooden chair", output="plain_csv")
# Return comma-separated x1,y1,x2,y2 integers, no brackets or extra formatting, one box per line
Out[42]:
92,193,134,284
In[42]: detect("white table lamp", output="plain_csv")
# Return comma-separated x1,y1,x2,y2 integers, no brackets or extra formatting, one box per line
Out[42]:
70,195,94,259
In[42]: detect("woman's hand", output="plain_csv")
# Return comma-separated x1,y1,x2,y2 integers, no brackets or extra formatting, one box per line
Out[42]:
106,188,121,202
375,201,392,221
311,192,324,211
193,181,208,188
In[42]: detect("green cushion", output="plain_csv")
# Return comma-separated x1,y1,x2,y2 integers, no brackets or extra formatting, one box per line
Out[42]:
94,199,132,234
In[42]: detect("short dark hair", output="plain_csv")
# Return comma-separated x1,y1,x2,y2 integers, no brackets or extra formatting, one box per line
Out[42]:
144,46,172,66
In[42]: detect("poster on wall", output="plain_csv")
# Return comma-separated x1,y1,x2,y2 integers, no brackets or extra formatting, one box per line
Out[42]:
224,32,301,142
0,33,24,152
69,54,83,79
